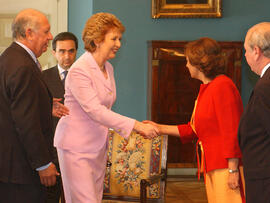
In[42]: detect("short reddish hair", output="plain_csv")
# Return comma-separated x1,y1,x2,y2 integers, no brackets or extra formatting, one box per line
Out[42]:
82,12,125,53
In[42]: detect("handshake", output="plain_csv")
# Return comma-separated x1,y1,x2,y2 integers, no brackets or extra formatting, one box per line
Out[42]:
134,120,159,139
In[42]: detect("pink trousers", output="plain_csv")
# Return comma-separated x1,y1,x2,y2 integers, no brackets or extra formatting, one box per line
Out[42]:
57,146,107,203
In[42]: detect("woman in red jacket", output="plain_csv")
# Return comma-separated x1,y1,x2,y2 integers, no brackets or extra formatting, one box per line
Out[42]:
146,37,245,203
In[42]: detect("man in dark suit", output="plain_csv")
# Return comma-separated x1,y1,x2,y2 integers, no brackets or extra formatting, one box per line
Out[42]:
0,9,68,203
238,22,270,203
42,32,78,203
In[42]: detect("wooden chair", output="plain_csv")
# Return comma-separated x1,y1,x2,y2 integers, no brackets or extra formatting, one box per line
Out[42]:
103,129,168,203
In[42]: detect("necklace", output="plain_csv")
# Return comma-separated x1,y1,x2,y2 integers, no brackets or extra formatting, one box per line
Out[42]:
100,65,105,72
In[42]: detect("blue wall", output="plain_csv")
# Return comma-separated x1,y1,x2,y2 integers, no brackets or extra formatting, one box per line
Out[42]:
68,0,93,57
69,0,269,121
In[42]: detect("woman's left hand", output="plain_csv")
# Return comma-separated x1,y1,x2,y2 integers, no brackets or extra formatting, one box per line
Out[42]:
228,171,240,190
227,158,240,190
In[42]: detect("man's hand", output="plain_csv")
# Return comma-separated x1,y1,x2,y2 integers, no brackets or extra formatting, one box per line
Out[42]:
52,98,69,118
38,163,60,187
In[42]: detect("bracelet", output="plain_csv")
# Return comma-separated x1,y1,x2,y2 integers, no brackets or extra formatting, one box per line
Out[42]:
228,169,239,173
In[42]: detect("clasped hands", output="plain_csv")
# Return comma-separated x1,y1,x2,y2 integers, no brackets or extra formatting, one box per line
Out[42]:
134,120,159,139
53,99,161,140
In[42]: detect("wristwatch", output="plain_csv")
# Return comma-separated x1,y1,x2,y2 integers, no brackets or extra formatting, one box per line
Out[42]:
228,169,239,173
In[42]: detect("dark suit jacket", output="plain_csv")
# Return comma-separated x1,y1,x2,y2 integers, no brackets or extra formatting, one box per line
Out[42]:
238,67,270,180
0,42,54,185
42,66,65,165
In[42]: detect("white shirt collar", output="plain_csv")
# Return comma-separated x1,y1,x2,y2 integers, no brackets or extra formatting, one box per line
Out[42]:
15,41,38,64
260,63,270,78
57,64,69,80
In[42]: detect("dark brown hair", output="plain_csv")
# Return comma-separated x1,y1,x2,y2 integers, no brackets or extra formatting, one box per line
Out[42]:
52,32,78,51
185,37,225,79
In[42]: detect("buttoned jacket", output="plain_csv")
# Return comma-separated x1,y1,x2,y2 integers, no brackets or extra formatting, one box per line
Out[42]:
54,52,135,152
178,75,243,172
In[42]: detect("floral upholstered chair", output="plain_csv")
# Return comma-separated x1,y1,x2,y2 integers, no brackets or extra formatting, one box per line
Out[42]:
102,129,168,203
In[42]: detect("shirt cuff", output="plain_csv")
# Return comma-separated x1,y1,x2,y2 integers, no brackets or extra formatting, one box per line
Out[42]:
36,162,52,171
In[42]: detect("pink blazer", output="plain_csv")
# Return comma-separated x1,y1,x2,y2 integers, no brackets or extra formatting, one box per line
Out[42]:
54,52,135,152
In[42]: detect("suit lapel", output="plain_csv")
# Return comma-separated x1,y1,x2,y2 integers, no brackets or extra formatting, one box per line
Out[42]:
96,64,114,91
247,66,270,106
86,52,114,92
12,42,53,103
248,90,254,103
51,66,65,96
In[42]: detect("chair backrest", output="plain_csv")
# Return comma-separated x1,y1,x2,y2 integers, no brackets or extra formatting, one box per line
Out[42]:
103,129,168,202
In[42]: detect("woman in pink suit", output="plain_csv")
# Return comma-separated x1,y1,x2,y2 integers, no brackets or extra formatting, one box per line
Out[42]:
54,13,158,203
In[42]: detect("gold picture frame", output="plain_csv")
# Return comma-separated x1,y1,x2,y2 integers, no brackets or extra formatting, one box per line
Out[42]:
152,0,222,18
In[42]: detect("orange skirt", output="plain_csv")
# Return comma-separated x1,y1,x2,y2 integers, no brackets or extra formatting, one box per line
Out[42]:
205,167,245,203
197,142,245,203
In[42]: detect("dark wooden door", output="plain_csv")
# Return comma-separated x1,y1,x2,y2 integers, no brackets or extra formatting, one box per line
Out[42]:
147,41,243,168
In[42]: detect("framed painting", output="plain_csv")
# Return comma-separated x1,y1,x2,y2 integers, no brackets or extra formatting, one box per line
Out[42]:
152,0,222,18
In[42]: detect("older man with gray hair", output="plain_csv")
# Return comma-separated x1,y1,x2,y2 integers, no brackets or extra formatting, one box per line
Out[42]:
238,22,270,203
0,8,67,203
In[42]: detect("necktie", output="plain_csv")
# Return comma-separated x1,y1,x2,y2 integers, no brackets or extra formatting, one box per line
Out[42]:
62,70,68,86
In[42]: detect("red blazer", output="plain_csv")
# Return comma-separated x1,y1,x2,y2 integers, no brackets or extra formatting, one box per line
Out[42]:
178,75,243,172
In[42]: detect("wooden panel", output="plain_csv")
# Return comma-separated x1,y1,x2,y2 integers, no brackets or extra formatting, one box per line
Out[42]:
148,40,243,168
